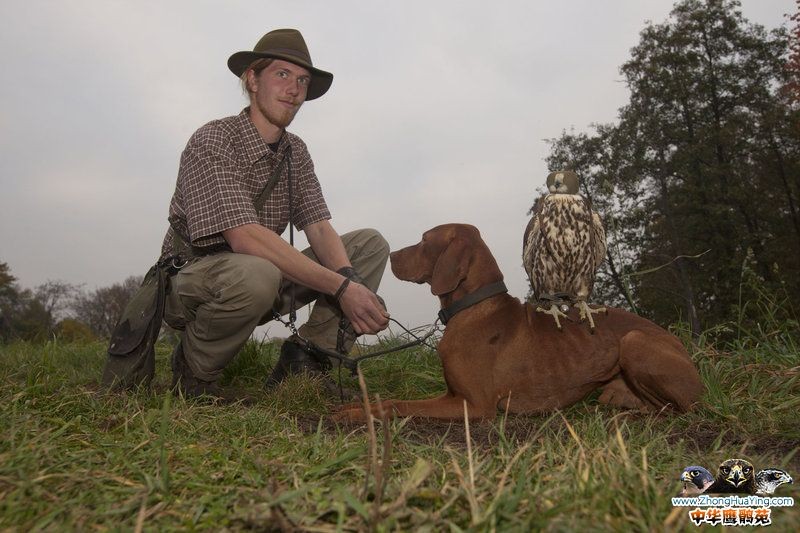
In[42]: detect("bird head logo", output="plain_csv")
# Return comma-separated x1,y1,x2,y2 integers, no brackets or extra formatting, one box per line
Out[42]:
756,468,794,494
765,469,793,485
719,459,754,488
678,465,714,495
681,467,707,484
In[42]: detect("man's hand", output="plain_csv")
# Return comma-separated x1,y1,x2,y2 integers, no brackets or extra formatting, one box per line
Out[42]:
337,281,389,335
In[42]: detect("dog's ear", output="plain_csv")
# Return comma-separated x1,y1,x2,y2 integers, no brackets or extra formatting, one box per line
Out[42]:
430,237,470,296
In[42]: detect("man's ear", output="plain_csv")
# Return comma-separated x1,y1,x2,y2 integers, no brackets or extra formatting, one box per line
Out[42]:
246,69,258,93
430,237,470,296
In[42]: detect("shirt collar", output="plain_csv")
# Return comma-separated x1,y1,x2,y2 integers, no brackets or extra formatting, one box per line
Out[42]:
236,107,289,163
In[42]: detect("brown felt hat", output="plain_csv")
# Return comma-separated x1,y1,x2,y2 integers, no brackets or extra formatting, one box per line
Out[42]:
227,28,333,100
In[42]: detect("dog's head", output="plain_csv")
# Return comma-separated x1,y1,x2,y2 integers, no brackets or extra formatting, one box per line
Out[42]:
390,223,503,299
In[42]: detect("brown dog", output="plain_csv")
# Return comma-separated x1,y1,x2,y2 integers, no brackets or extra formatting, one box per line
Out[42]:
334,224,704,422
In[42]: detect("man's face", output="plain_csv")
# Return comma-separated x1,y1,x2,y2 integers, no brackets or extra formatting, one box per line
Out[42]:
248,59,310,129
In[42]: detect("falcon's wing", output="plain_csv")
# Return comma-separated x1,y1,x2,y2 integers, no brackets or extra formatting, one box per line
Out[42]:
522,215,539,282
590,210,606,268
522,195,546,282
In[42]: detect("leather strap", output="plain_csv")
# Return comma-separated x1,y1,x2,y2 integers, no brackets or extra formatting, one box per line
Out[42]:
438,281,508,325
254,147,291,212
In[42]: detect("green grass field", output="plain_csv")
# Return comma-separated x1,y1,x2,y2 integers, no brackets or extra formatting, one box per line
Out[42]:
1,318,798,531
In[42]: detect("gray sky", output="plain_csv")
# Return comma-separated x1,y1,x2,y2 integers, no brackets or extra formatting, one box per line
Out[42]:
0,1,792,341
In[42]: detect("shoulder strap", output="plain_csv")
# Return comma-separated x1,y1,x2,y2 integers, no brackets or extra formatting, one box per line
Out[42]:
253,148,291,213
167,216,190,260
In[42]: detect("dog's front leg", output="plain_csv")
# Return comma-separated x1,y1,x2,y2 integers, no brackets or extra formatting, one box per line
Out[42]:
332,399,399,423
332,394,492,423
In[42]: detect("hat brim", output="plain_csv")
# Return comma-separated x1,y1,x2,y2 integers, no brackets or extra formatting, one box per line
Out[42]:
227,51,333,100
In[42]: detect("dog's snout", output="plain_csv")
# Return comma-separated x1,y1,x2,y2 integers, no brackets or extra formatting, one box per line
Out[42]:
389,243,424,282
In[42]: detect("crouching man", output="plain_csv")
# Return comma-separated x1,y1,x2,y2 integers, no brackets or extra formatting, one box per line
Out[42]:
161,28,390,400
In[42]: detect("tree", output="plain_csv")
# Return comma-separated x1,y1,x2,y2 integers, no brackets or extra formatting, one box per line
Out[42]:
0,262,14,291
1,260,145,342
72,276,143,338
618,0,799,333
33,280,78,335
785,0,800,103
0,262,22,341
541,0,799,334
0,262,45,341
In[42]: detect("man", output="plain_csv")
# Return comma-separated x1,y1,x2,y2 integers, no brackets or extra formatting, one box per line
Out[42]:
161,28,390,399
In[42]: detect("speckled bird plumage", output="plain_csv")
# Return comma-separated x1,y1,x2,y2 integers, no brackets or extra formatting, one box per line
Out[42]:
706,458,756,494
522,170,606,329
755,468,793,495
678,466,714,496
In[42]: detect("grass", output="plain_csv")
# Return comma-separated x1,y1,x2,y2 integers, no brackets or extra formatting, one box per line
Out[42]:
1,320,798,532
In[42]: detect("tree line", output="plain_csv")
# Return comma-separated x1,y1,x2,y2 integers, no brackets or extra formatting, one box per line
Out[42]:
536,0,799,337
0,261,141,342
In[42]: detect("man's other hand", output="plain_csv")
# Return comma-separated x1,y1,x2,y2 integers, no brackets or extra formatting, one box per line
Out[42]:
338,281,389,334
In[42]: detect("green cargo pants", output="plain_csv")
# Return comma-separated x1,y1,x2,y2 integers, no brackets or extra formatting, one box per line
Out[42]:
163,228,389,382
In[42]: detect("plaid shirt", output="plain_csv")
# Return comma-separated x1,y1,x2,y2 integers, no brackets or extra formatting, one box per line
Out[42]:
160,108,331,259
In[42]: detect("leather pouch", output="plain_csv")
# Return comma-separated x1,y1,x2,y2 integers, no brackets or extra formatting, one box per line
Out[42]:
101,263,167,389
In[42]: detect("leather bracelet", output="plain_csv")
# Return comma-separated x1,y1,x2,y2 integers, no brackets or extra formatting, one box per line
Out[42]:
336,266,364,285
337,266,357,278
334,277,351,301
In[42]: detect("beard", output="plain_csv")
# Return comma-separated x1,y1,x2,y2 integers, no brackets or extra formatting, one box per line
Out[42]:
257,98,300,129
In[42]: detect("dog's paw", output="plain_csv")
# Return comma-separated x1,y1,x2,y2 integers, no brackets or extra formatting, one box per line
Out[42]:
334,401,365,412
331,408,367,424
331,400,399,423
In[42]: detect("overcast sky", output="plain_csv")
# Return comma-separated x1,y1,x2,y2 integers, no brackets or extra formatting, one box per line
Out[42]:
0,0,793,341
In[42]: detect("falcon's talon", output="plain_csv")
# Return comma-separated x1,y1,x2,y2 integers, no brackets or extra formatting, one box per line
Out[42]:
575,301,607,332
536,304,568,331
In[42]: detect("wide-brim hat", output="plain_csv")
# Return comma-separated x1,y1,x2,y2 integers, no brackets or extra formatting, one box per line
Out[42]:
227,28,333,100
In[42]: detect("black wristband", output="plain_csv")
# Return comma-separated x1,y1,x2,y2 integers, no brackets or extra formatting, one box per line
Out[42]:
336,266,364,285
334,277,351,301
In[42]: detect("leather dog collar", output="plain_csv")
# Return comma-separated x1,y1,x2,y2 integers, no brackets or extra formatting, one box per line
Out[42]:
438,281,508,325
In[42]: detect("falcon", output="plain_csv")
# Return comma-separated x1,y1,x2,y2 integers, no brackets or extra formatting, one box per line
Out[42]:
754,468,793,495
523,170,607,331
705,458,756,494
678,465,714,496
